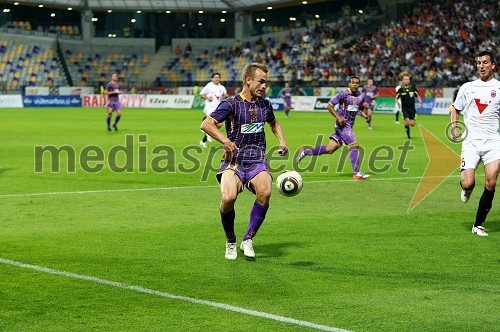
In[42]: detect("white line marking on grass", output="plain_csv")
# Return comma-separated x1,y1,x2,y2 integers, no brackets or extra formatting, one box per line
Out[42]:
0,174,469,199
0,258,350,332
0,185,219,198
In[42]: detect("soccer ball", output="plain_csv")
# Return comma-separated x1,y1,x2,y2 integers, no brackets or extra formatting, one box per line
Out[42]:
276,170,303,197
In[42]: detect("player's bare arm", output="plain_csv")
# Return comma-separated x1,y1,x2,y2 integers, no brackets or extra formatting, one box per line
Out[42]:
327,102,345,126
269,119,288,156
449,105,461,141
200,116,237,152
200,93,212,102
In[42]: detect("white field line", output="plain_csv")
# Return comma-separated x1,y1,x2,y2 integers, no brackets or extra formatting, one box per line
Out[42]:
0,175,463,198
0,258,350,332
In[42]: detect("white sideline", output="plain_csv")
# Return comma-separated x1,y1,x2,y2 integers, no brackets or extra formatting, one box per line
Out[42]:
0,175,461,198
0,258,350,332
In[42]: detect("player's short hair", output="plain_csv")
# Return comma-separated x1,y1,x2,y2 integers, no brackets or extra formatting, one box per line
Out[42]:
478,50,496,64
241,63,268,84
349,76,360,83
211,72,221,78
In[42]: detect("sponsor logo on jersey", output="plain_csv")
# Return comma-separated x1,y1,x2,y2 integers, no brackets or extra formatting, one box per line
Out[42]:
241,122,265,133
492,90,496,98
347,105,359,112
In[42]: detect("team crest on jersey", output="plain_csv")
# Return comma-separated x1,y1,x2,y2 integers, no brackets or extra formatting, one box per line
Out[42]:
241,122,265,133
492,90,496,98
474,98,489,114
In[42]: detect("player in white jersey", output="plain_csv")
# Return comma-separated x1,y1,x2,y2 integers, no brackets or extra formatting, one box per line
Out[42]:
199,73,228,147
450,50,500,237
394,79,402,124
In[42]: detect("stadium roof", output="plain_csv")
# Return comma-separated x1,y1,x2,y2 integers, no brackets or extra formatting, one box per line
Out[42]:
11,0,323,11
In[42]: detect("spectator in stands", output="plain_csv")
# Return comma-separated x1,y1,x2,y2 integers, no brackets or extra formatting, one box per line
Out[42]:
184,43,192,57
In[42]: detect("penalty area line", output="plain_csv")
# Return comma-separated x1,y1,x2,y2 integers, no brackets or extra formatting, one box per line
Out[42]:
0,258,350,332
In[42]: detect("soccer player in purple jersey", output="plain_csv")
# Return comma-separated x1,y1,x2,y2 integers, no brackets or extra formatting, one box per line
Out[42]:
200,63,288,260
295,76,371,180
361,78,379,130
104,73,122,131
279,82,293,117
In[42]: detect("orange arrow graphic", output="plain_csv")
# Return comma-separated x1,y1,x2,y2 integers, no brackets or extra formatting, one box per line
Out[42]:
408,125,461,211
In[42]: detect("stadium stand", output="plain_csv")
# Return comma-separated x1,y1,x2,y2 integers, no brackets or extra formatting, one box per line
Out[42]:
0,39,67,92
62,48,151,88
0,0,496,92
152,10,375,87
317,0,498,86
1,21,81,39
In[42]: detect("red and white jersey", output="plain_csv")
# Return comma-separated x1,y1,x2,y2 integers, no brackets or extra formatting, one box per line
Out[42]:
201,82,227,115
453,78,500,140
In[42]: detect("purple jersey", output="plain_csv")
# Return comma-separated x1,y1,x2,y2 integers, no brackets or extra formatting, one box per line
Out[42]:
209,94,276,163
280,88,292,104
106,81,120,103
361,85,379,105
329,89,368,128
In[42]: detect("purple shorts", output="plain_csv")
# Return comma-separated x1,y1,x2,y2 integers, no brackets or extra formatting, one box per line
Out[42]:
107,101,122,112
330,125,357,146
216,161,271,194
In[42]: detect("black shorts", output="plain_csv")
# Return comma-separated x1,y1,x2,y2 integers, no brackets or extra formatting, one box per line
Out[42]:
402,108,416,120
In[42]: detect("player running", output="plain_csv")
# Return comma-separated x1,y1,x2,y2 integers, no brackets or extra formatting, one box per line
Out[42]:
295,76,372,180
450,50,499,237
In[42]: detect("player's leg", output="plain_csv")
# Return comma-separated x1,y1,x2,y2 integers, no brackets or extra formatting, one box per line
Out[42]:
473,155,499,236
296,136,340,164
366,108,373,129
394,104,401,124
113,105,122,131
343,131,370,180
218,169,244,259
460,168,476,202
284,103,291,117
106,107,113,131
200,116,208,147
241,169,273,258
403,110,411,139
460,141,480,203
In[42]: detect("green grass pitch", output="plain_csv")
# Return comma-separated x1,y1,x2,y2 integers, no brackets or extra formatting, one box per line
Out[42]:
0,107,498,331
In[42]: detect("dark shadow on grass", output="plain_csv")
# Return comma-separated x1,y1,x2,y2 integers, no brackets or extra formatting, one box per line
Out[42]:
0,168,14,174
255,241,305,258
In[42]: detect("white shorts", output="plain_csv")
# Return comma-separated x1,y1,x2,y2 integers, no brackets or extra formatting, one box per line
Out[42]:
461,139,500,170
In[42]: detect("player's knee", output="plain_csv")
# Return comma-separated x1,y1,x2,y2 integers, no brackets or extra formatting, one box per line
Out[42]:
221,192,238,205
256,192,271,206
485,178,497,191
461,179,475,191
325,143,338,154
